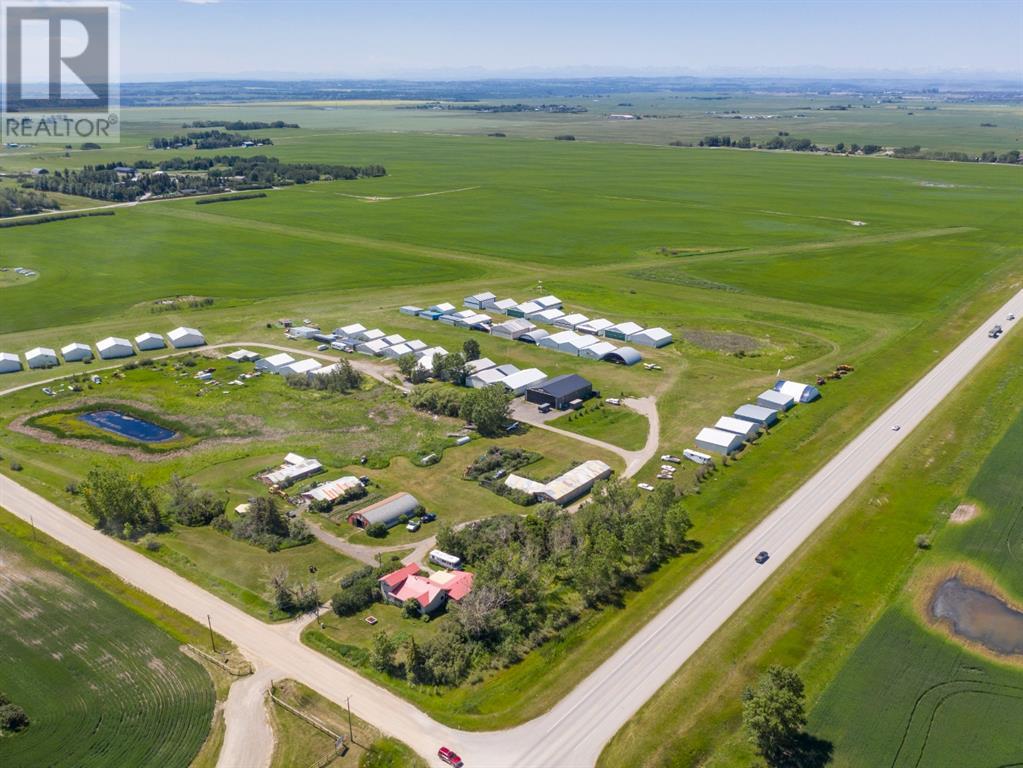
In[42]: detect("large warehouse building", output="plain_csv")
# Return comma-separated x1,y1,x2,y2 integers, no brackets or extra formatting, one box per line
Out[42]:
347,492,420,529
61,342,93,362
526,373,593,410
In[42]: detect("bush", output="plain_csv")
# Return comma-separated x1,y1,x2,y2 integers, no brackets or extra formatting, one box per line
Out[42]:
402,598,421,618
10,461,22,472
211,514,231,533
915,534,932,550
166,475,224,526
365,523,388,539
331,578,379,617
0,701,29,732
141,534,162,552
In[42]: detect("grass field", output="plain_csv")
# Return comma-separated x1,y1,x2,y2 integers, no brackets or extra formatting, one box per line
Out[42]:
0,515,215,768
551,400,649,450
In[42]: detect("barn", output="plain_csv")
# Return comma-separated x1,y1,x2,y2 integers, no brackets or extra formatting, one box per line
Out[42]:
25,346,59,369
348,492,420,529
96,336,135,359
0,353,22,373
135,332,166,351
526,373,593,409
61,342,93,362
695,427,745,455
168,326,206,348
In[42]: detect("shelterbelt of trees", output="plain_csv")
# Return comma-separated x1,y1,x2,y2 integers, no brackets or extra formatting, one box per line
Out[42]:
150,129,273,150
181,120,300,130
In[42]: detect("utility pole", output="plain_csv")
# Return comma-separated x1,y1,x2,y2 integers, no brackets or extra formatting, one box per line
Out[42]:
346,696,353,742
206,614,216,653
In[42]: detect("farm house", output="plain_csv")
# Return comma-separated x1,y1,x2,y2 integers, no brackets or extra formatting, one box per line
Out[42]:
0,353,22,373
714,416,760,440
734,403,779,427
168,326,206,348
134,332,166,351
347,492,420,529
60,342,93,362
605,347,642,366
25,347,59,369
757,389,795,411
491,318,536,340
695,427,745,455
96,336,135,359
526,373,593,409
629,327,673,348
604,321,644,341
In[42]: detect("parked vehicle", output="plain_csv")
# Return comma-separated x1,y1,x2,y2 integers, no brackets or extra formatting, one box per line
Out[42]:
660,454,681,464
438,747,464,767
41,386,55,396
637,482,655,491
420,512,437,523
755,551,770,564
316,343,329,351
605,397,621,405
406,519,421,532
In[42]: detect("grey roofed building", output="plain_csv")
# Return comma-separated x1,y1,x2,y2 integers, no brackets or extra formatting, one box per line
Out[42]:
25,346,59,369
0,352,22,374
405,339,428,353
539,460,612,505
356,338,391,356
604,321,644,341
464,291,496,309
491,317,536,340
337,322,366,338
61,342,93,362
629,327,673,348
456,313,492,330
502,367,547,396
757,389,795,411
439,309,476,326
714,416,760,440
695,427,745,455
358,328,386,342
382,333,406,346
347,492,420,529
428,302,456,314
167,326,206,348
519,328,550,345
494,363,520,376
576,318,614,335
579,340,618,360
468,368,508,388
466,357,497,375
134,332,166,351
526,373,593,409
96,336,135,359
605,346,642,366
734,403,779,427
490,298,518,313
534,295,563,310
399,305,423,316
383,342,413,359
527,307,566,325
508,301,542,318
554,313,589,330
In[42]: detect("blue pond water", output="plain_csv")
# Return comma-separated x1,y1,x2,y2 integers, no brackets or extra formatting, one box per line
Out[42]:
78,410,177,443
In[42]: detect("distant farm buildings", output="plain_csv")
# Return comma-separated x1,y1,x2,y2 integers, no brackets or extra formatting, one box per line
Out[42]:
260,453,324,488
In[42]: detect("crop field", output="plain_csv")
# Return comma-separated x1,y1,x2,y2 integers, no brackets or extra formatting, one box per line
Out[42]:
0,521,214,768
0,100,1021,733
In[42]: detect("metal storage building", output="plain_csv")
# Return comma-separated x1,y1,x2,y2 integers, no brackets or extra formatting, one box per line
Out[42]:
455,313,492,330
168,326,206,348
383,342,413,359
508,301,542,319
519,328,550,345
734,403,779,427
565,334,600,355
526,373,593,409
528,308,566,325
399,305,422,316
282,358,322,376
255,352,295,373
502,368,548,396
490,298,518,314
382,333,406,346
336,323,366,338
605,347,642,366
554,313,589,330
604,321,644,341
61,342,93,362
629,327,673,348
538,330,580,353
466,357,497,375
577,318,614,335
775,379,821,403
0,352,21,374
468,368,508,388
301,476,364,503
405,339,428,353
135,332,166,351
357,339,391,356
491,318,536,340
715,416,760,440
534,295,563,310
539,460,612,505
579,340,618,360
358,328,385,342
439,309,476,326
464,291,496,309
25,346,59,369
96,336,135,359
695,427,745,455
757,389,795,411
347,492,420,529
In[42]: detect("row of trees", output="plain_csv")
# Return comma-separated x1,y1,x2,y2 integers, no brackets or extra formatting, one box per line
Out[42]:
150,130,272,150
0,187,59,218
182,120,299,130
285,359,362,393
211,495,312,552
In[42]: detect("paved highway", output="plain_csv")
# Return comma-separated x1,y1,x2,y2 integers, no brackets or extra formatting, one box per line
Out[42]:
1,291,1017,767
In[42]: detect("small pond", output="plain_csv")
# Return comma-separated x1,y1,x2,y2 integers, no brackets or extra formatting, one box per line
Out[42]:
78,410,177,443
930,577,1023,656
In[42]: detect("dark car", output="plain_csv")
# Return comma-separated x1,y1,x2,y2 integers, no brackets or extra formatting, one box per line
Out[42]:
438,747,464,767
755,551,770,564
420,512,437,523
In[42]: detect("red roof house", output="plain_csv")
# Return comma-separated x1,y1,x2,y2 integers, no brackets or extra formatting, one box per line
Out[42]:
378,563,475,616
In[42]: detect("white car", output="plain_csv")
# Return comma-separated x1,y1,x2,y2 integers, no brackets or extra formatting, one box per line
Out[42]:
891,425,901,432
661,455,682,464
637,482,655,492
406,519,421,532
1009,313,1016,321
316,344,329,351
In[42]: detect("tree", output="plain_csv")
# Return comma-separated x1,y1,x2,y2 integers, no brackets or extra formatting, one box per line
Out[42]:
462,385,511,436
165,475,224,526
462,338,481,361
402,597,421,619
232,495,289,548
0,700,29,733
405,636,427,684
81,467,163,539
369,631,397,673
396,353,417,381
742,666,807,766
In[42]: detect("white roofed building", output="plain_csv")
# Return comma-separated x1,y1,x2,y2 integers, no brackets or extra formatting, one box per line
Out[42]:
61,342,93,362
528,308,566,325
715,416,760,440
337,323,366,339
466,357,497,375
508,301,542,318
261,454,324,487
255,352,295,373
534,295,563,310
757,389,795,411
383,343,413,359
405,339,428,353
554,313,589,330
0,352,22,373
282,358,322,376
505,460,612,506
519,328,550,345
604,321,644,341
356,339,391,356
96,336,135,359
502,367,548,396
491,318,536,340
382,333,406,346
490,298,518,314
464,291,496,309
579,340,618,360
167,326,205,348
775,379,821,403
226,349,261,362
467,368,508,388
25,347,59,369
358,328,385,342
300,476,364,504
135,332,166,351
695,427,745,455
629,327,673,348
576,318,614,335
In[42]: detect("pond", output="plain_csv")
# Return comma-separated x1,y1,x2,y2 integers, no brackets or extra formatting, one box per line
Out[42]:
930,577,1023,656
78,410,177,443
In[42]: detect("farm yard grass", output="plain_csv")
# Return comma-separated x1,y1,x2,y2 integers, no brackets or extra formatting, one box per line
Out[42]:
551,400,650,451
0,102,1021,738
0,517,215,768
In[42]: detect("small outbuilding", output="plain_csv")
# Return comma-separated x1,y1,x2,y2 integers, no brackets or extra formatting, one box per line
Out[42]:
775,379,821,403
226,349,261,362
61,342,93,362
255,352,295,374
715,416,760,440
695,427,745,455
282,358,323,376
604,321,644,341
734,403,779,427
528,308,566,325
96,336,135,359
757,389,795,411
508,301,542,319
490,298,519,314
301,476,364,504
356,338,391,356
554,313,589,330
464,291,496,309
605,347,642,366
135,332,166,351
526,373,593,410
25,347,59,369
383,343,413,359
168,326,206,348
0,352,23,373
539,460,612,505
629,327,673,348
491,318,536,340
502,367,548,396
399,305,423,316
348,492,420,529
576,318,614,335
468,368,508,389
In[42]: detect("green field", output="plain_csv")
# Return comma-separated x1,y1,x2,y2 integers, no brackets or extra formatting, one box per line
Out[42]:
551,400,649,450
0,516,215,768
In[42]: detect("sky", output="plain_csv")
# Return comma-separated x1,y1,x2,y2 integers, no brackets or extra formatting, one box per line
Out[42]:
113,0,1022,80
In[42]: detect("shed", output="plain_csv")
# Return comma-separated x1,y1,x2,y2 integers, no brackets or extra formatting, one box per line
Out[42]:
775,379,821,403
695,427,745,455
554,313,589,330
757,389,795,411
226,349,260,362
519,328,550,345
539,460,612,505
605,347,642,366
565,334,600,355
348,492,420,529
490,298,518,314
604,321,644,341
456,313,492,330
468,368,508,388
382,333,406,346
491,318,536,340
383,343,413,359
96,336,135,359
358,328,385,342
255,352,295,373
301,476,363,504
135,332,166,351
405,339,428,353
629,327,673,348
494,363,520,376
502,368,548,396
0,353,21,374
577,318,614,335
579,340,618,360
526,373,593,409
288,326,319,339
356,338,391,356
167,326,206,348
734,403,779,427
464,291,496,309
534,295,563,310
25,347,59,369
466,357,497,375
508,301,542,318
528,308,566,325
439,309,476,326
428,302,456,315
538,330,580,353
282,358,322,376
61,342,93,362
715,416,760,440
261,454,324,487
337,323,366,338
399,305,423,316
